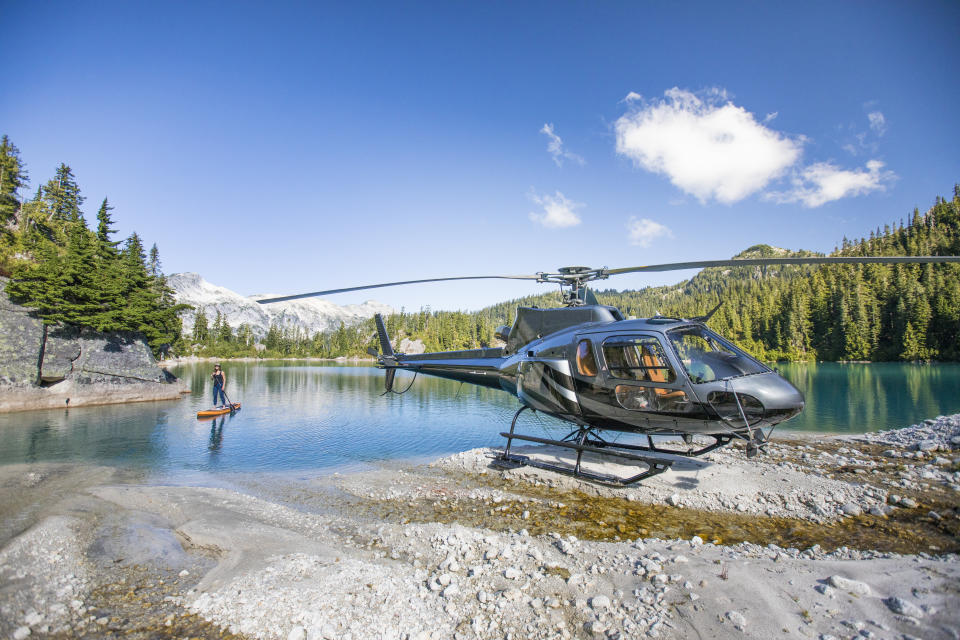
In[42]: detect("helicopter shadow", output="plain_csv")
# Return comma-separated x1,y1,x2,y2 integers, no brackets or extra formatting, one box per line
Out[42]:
487,443,714,489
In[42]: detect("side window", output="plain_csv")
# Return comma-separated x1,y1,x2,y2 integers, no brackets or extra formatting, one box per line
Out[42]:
602,336,676,383
575,339,598,377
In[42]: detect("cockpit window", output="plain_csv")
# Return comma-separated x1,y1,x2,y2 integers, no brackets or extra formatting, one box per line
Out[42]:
575,339,598,377
601,336,676,383
667,326,769,383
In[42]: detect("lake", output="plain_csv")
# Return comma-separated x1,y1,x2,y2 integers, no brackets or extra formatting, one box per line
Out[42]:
0,361,958,475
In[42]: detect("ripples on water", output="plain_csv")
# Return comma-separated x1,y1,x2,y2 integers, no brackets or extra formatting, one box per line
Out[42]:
0,361,957,474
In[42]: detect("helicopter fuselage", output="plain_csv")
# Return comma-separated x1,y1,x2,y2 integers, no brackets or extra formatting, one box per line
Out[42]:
381,305,804,441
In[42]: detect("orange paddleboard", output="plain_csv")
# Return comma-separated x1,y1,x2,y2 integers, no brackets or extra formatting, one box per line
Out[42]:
197,403,241,418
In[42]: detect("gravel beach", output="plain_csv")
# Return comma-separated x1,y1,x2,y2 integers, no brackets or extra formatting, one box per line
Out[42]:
1,416,958,640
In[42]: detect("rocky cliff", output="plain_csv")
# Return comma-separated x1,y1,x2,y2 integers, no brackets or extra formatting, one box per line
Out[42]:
0,277,184,412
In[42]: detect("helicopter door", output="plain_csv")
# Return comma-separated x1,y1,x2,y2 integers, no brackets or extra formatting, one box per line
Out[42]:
597,335,691,413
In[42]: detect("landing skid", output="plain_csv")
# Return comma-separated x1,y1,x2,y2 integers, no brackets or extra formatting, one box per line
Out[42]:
582,433,734,458
494,407,673,486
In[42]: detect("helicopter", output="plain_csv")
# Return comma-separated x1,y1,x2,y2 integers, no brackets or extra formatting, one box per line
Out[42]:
258,255,960,486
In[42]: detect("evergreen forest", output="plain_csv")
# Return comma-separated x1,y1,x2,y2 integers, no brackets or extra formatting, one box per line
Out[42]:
190,187,960,363
0,135,187,355
3,134,958,363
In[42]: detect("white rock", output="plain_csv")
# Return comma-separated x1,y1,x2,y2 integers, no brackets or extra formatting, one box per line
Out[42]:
504,567,521,580
179,569,190,577
442,584,460,598
288,625,307,640
840,502,862,516
24,612,43,626
827,575,871,596
589,595,611,610
584,620,606,635
884,596,924,618
667,494,681,507
13,627,30,640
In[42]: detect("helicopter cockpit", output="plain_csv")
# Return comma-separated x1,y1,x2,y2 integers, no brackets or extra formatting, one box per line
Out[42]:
666,325,770,383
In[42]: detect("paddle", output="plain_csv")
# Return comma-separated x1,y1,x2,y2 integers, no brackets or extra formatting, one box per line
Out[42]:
222,388,237,412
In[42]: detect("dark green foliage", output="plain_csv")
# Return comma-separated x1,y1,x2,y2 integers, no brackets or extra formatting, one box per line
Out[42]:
0,136,27,227
1,139,187,357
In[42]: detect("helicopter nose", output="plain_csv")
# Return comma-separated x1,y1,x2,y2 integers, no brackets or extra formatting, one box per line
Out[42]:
750,371,805,423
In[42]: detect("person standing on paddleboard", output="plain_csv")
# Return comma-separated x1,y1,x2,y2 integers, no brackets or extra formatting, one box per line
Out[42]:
211,364,227,407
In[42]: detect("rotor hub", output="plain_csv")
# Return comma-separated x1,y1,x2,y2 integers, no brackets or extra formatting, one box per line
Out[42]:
536,267,610,306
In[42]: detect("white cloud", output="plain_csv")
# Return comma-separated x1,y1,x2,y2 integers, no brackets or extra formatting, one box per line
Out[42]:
540,123,585,167
614,87,802,204
867,111,887,136
528,190,582,228
623,91,643,103
627,217,673,247
766,160,893,207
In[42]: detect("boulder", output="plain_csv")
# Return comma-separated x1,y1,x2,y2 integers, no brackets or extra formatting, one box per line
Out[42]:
0,278,45,385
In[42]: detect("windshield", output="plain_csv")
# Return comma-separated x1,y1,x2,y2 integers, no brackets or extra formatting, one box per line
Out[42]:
667,326,769,383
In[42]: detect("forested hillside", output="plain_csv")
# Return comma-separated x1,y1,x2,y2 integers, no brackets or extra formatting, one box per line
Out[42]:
248,188,959,362
0,136,186,355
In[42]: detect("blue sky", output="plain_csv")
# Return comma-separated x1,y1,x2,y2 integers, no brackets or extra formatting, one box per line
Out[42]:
2,1,958,311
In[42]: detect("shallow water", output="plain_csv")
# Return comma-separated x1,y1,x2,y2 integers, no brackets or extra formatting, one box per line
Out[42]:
0,361,957,474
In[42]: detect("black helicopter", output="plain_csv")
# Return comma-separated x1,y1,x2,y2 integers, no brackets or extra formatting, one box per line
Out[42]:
258,255,959,485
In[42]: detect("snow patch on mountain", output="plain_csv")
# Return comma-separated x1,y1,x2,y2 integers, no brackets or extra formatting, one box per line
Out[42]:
168,273,394,339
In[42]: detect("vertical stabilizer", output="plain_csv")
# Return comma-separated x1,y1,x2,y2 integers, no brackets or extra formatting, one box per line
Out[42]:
374,314,394,357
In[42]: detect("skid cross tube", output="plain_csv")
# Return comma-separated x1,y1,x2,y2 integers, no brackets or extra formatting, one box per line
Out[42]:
497,410,673,486
577,432,733,457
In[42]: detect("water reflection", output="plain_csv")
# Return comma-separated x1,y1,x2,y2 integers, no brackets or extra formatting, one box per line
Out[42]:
777,362,960,433
0,361,957,472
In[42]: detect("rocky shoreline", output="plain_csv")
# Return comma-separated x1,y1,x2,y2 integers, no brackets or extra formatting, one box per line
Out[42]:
0,277,185,413
0,416,958,640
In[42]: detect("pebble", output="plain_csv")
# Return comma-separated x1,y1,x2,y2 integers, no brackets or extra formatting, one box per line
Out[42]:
13,627,30,640
724,610,746,629
589,595,611,610
666,494,681,507
179,569,190,577
504,567,521,580
900,497,919,508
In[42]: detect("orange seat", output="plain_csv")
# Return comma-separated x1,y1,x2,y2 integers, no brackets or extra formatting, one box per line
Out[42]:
641,348,686,400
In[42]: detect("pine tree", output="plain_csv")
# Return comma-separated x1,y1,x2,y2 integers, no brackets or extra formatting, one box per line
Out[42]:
43,164,84,224
0,135,27,231
193,308,209,343
147,244,161,277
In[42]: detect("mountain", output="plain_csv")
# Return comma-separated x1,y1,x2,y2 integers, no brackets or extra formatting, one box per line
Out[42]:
167,273,394,338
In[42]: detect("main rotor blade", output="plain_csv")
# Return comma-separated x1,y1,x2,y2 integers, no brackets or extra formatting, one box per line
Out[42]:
607,255,960,276
255,274,539,304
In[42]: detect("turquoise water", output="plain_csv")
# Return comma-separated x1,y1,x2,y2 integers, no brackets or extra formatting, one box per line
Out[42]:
0,361,958,473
